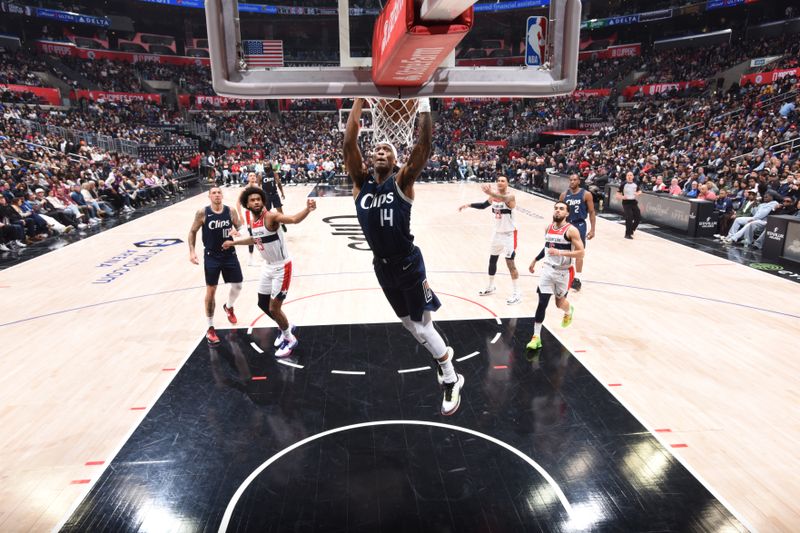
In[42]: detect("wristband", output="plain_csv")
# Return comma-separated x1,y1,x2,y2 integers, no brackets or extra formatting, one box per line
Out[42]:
417,97,431,113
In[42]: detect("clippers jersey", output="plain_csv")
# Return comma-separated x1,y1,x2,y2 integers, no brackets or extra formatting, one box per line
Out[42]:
491,200,515,233
202,205,236,256
543,222,573,270
355,174,414,258
250,211,288,264
563,188,588,223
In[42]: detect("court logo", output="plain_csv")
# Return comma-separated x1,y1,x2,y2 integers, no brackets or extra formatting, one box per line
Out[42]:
749,262,782,271
134,238,184,248
322,215,370,251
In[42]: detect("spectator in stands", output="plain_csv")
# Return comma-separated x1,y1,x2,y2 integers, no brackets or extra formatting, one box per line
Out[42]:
714,189,736,236
0,194,31,246
668,178,682,196
723,192,780,246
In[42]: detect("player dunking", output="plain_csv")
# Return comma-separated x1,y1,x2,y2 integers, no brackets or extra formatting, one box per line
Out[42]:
458,176,521,304
526,201,584,350
559,173,595,291
344,97,465,416
188,186,244,345
223,187,316,357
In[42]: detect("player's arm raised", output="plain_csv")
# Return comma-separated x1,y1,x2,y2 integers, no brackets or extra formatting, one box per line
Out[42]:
272,199,317,225
481,184,515,207
344,98,367,193
187,208,204,264
396,98,432,197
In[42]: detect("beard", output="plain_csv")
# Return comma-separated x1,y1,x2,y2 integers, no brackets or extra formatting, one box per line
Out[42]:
552,214,566,223
250,206,263,217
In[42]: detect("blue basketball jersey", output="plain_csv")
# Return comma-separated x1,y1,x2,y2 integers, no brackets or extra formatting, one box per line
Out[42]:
564,188,589,223
355,174,414,258
202,205,236,256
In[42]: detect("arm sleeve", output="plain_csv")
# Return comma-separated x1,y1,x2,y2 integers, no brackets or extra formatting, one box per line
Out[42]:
535,247,546,261
469,201,491,209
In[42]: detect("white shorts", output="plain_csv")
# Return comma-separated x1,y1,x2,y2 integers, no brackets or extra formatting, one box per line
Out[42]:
538,263,574,298
489,230,517,259
258,260,292,300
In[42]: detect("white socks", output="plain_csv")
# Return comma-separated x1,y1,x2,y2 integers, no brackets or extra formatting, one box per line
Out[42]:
227,283,242,307
437,349,457,383
534,322,543,337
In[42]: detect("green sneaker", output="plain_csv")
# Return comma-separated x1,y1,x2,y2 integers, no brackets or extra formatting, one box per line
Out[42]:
561,305,574,328
526,335,542,350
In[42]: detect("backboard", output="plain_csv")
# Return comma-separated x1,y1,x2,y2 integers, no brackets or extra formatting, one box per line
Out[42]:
204,0,580,99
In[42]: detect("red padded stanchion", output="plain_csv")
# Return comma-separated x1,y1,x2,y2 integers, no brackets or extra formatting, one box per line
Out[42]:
371,0,473,87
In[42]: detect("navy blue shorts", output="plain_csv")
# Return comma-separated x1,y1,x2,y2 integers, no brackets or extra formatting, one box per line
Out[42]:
373,246,441,322
571,220,587,245
204,251,244,286
268,193,282,210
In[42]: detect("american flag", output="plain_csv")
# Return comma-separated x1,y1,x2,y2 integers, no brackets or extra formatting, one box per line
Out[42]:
242,40,284,67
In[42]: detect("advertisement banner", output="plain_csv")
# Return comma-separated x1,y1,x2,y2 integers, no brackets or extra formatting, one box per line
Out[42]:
31,7,110,27
578,43,641,61
740,67,799,86
749,55,782,68
622,80,706,99
573,89,611,97
194,95,255,107
0,84,61,105
73,90,162,104
581,9,672,29
706,0,759,11
35,40,211,66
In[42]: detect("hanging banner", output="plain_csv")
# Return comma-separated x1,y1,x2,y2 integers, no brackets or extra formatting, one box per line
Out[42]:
573,89,611,97
72,90,162,104
35,40,211,66
622,80,707,99
581,9,672,30
740,67,799,86
0,84,61,105
578,43,641,61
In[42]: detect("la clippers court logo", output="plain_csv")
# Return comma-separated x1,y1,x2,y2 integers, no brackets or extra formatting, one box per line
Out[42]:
322,215,370,251
525,17,546,67
134,238,184,248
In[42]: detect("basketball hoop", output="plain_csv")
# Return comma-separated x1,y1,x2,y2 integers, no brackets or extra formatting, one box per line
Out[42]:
364,97,419,148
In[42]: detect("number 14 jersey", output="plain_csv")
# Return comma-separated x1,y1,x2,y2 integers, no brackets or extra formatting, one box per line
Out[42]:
355,174,415,258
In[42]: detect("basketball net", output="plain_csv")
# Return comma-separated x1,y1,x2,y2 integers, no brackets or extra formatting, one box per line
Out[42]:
363,97,419,149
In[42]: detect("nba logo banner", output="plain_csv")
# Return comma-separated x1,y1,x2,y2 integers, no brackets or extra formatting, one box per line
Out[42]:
526,16,547,67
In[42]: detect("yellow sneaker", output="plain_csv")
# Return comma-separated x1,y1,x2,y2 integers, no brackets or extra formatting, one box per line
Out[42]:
561,305,574,328
526,335,542,350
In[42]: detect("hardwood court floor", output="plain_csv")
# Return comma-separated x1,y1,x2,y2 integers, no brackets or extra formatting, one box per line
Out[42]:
0,183,798,531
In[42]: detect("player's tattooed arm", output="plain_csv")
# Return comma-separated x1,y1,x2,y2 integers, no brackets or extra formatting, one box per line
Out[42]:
187,208,204,264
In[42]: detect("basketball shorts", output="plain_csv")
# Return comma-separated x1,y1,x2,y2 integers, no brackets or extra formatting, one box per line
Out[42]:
258,260,292,300
489,230,517,259
204,251,244,286
571,220,587,245
268,193,282,210
538,263,574,299
373,246,442,322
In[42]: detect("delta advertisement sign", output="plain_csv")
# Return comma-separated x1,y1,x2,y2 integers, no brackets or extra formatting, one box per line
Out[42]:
35,40,210,67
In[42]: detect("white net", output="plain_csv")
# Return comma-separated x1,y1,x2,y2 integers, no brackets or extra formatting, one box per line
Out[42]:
364,97,419,150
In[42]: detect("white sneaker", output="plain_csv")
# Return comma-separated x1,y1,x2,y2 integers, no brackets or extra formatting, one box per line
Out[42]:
713,234,723,239
506,293,522,305
275,336,298,358
478,286,496,296
441,374,465,416
273,325,297,347
0,243,9,252
14,240,27,248
77,223,88,229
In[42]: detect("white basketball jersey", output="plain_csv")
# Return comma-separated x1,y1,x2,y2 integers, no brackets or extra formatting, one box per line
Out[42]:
250,213,289,264
492,200,515,233
543,222,573,270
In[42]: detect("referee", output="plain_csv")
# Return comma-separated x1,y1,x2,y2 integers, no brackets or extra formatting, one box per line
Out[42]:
616,171,641,239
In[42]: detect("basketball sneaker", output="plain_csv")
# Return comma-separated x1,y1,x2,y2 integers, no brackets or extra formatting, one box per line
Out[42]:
275,337,298,358
441,374,465,416
206,326,221,346
526,335,542,350
571,278,582,291
478,286,496,296
222,304,237,324
273,325,297,348
561,305,574,328
506,293,522,305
